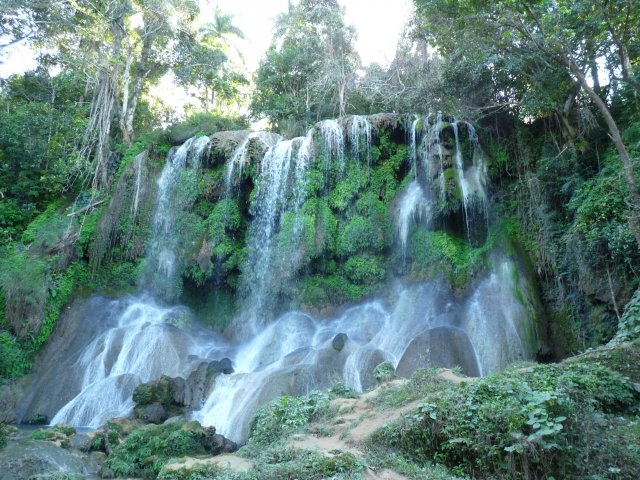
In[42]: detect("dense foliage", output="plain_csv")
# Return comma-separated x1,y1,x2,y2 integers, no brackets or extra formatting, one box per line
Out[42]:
1,1,640,479
371,351,640,479
251,0,359,133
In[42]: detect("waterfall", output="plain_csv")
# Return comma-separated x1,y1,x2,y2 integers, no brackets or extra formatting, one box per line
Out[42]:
319,119,345,174
146,136,210,299
21,116,538,448
239,133,313,333
224,132,281,196
395,180,431,260
46,296,221,428
349,115,372,166
409,116,419,177
452,121,472,236
131,150,146,220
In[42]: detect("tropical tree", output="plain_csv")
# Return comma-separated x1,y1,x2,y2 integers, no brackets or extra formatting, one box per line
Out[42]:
413,0,640,246
3,0,244,189
251,0,359,131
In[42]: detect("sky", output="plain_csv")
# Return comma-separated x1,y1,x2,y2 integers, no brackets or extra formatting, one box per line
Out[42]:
208,0,414,72
0,0,413,78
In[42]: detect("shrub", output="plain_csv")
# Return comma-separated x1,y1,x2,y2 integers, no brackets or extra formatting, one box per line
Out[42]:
370,358,640,479
247,392,330,448
105,421,219,479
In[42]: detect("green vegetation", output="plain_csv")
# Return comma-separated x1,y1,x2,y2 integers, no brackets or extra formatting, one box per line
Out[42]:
104,421,220,479
246,392,331,450
157,449,365,480
369,351,640,479
1,2,640,480
30,424,77,447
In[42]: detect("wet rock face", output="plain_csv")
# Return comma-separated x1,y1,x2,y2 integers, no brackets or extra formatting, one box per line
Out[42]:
0,437,99,480
132,358,234,422
332,333,349,352
134,402,168,424
396,326,481,378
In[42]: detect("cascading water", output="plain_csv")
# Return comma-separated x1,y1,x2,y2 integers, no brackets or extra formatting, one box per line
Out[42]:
395,180,431,260
131,150,146,220
20,116,539,447
349,115,372,166
409,116,419,177
452,121,488,238
452,121,472,235
146,136,211,299
224,132,281,196
319,119,345,174
49,298,210,427
237,131,316,334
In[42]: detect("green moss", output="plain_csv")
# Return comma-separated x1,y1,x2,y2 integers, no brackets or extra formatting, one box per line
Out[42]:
372,361,397,384
246,392,331,449
343,254,386,286
0,331,30,379
34,262,87,352
106,421,218,479
20,200,66,246
408,228,493,289
0,423,8,450
611,289,640,345
337,215,381,257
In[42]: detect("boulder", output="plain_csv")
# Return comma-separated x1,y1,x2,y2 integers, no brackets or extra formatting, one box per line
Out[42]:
69,432,92,452
202,426,237,455
396,326,480,377
332,333,348,352
0,438,99,480
281,347,312,366
132,359,228,420
133,402,168,424
345,347,390,390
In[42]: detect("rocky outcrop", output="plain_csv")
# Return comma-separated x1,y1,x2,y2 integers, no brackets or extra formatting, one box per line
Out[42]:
132,359,233,423
396,326,481,377
0,436,100,480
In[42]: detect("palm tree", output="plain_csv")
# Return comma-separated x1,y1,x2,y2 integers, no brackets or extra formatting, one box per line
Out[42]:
199,7,244,50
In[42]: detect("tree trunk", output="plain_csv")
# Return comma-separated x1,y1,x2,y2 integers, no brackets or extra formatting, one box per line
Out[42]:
119,47,133,144
567,56,640,247
121,38,151,144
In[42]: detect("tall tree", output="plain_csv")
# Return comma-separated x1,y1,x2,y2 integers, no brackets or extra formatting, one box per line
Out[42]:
4,0,244,189
413,0,640,246
251,0,359,131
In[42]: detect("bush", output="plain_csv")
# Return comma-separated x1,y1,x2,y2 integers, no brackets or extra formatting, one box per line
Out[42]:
611,289,640,345
0,422,8,450
344,254,386,286
105,421,219,479
370,358,640,479
247,392,330,448
0,332,30,379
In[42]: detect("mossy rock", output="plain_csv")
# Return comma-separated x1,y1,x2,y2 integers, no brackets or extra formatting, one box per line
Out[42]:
373,361,397,383
105,420,237,479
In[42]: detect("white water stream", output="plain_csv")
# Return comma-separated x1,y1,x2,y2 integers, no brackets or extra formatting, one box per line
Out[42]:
22,122,538,445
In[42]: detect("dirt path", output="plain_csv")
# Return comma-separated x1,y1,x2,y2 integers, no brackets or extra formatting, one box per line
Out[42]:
289,370,471,479
165,369,470,479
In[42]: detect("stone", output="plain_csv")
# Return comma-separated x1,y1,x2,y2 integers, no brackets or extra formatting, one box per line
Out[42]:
351,347,391,389
209,357,234,375
202,426,238,455
134,402,168,424
0,438,99,480
396,326,481,378
332,333,348,352
69,433,92,452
